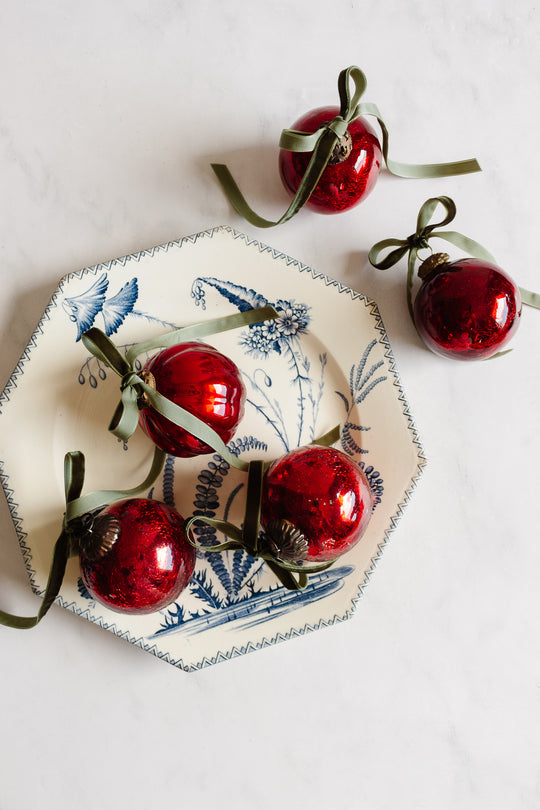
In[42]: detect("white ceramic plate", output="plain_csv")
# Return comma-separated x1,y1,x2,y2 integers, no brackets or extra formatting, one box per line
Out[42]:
0,226,425,671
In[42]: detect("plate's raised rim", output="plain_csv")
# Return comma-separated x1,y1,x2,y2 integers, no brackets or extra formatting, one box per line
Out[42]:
0,224,426,672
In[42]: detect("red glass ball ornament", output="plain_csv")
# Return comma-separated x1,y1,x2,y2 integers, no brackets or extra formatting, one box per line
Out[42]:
279,106,382,214
413,258,522,360
260,445,373,562
139,341,246,457
80,498,195,615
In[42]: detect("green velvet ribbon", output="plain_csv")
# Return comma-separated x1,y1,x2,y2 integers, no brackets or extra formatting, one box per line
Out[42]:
368,195,540,326
81,306,278,472
184,425,341,591
211,66,481,228
520,288,540,309
0,447,166,629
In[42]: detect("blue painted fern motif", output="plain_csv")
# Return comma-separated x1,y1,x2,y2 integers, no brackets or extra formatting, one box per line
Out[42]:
189,569,225,611
162,454,176,509
336,339,387,456
359,463,384,508
156,435,281,633
191,277,268,312
192,436,269,606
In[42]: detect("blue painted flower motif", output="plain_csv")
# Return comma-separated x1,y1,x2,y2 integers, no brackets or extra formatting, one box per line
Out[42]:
62,274,139,340
336,339,387,456
239,323,276,358
239,299,311,358
64,272,178,342
274,300,310,338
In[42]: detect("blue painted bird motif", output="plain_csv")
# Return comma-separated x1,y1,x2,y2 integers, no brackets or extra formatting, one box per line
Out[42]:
62,274,139,340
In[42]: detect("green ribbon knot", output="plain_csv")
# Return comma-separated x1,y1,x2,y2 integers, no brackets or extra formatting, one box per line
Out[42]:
81,306,279,471
211,65,481,229
121,371,141,390
406,234,430,253
185,424,341,591
323,117,348,141
0,447,166,629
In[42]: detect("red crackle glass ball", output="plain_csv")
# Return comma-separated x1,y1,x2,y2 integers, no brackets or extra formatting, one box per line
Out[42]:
80,498,195,615
139,341,246,457
413,258,522,360
279,106,382,214
260,445,373,562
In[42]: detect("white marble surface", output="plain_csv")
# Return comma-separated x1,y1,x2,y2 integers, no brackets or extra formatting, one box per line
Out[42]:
1,1,539,808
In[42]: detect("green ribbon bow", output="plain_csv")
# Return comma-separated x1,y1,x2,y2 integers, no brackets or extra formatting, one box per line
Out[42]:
211,66,481,229
0,447,166,629
81,306,278,472
185,425,341,591
368,195,540,326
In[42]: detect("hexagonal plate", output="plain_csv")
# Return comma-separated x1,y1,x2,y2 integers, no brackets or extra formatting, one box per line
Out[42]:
0,226,425,671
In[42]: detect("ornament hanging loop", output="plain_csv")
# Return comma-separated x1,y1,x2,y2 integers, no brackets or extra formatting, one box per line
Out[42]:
414,245,432,264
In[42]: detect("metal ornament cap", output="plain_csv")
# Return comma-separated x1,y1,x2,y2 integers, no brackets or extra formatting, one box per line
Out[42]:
77,512,121,561
262,519,309,563
328,129,353,165
417,252,450,280
137,368,157,409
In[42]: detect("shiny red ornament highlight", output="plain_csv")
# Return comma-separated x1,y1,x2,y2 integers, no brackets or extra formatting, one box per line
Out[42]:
413,259,522,360
279,106,382,214
260,445,373,562
139,341,246,457
80,498,195,615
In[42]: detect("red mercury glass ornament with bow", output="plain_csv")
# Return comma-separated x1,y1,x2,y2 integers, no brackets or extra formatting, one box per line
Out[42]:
211,66,480,227
185,428,374,591
80,498,195,615
278,105,382,214
138,341,246,457
413,255,522,360
260,444,373,562
369,195,539,361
